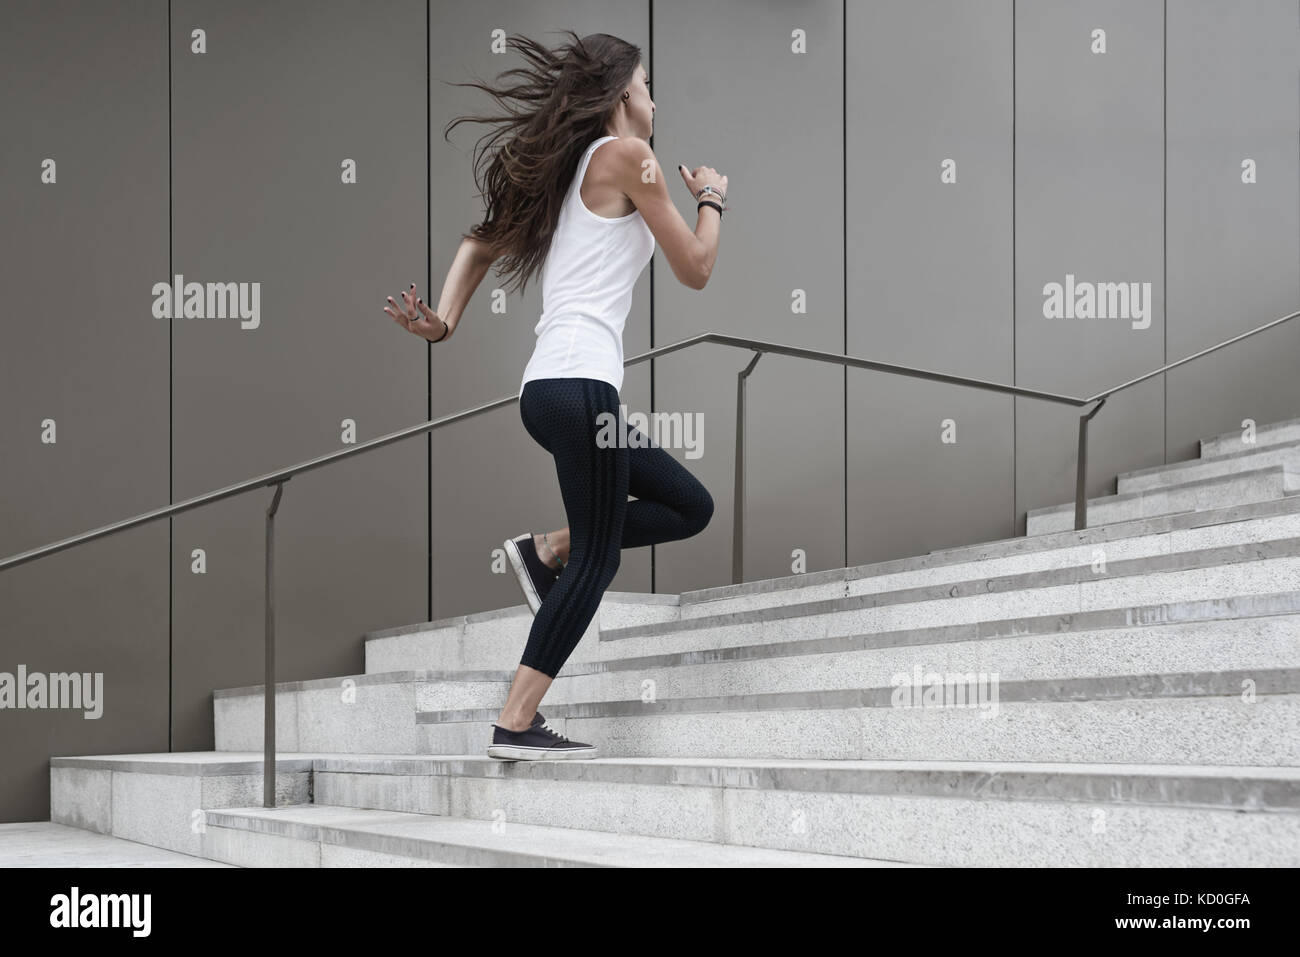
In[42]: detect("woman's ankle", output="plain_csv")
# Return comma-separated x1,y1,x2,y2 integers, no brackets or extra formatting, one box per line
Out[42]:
496,711,534,732
550,530,571,564
535,530,561,566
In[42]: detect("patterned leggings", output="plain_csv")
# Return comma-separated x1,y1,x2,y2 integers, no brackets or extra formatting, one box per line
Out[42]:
517,377,714,677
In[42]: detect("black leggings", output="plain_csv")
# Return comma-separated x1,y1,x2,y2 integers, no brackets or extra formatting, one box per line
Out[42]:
517,377,714,677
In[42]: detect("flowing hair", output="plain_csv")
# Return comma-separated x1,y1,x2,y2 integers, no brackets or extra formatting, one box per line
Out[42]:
441,30,643,297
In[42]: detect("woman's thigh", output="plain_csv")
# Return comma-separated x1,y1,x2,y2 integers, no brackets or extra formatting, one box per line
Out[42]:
520,378,629,549
519,377,618,450
623,421,710,510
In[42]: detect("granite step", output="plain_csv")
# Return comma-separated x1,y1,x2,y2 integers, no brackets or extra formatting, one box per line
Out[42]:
1026,464,1299,536
1117,438,1300,494
1200,415,1300,458
414,669,1300,764
48,752,1300,867
308,754,1300,867
363,501,1300,673
196,802,903,867
214,599,1300,755
586,538,1300,662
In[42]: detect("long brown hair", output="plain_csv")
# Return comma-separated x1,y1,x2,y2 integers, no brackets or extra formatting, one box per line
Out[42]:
442,30,643,297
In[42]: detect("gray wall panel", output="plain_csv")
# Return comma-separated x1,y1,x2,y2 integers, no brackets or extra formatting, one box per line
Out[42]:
1166,0,1300,462
1015,0,1166,529
847,0,1016,565
0,0,169,823
653,0,845,590
430,2,652,621
170,0,428,751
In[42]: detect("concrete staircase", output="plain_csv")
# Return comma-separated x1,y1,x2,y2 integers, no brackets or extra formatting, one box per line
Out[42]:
50,415,1300,866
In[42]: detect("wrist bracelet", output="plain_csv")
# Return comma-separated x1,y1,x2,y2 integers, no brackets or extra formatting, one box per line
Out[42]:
431,318,449,342
695,184,726,207
698,200,723,219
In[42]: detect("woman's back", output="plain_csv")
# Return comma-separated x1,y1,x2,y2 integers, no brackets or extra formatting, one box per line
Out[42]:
519,135,655,395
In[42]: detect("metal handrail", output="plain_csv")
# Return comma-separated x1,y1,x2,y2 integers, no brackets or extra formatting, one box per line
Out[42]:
1084,308,1300,404
3,307,1296,808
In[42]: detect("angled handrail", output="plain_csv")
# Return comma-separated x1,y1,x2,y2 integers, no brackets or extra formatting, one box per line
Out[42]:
3,307,1296,809
1084,308,1300,404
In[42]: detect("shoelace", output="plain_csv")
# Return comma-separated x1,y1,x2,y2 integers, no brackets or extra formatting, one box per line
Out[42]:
538,718,570,743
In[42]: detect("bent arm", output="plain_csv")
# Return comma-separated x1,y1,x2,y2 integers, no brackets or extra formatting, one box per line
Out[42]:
617,137,720,290
433,236,497,338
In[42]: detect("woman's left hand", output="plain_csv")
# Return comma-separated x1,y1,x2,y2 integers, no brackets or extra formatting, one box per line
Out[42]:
384,284,449,342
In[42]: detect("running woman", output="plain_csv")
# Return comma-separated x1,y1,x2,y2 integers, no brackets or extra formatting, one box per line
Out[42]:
385,31,725,761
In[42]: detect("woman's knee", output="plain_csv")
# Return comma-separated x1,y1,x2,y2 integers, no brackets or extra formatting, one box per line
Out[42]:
685,485,714,535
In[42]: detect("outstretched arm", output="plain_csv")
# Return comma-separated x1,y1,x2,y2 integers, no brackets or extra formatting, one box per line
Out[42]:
432,236,498,339
385,234,497,342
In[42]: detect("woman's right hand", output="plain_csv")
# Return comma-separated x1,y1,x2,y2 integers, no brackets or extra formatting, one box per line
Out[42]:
678,164,728,204
385,284,449,343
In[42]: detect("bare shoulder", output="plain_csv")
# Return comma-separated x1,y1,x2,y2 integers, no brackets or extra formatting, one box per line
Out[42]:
605,135,658,184
583,136,664,217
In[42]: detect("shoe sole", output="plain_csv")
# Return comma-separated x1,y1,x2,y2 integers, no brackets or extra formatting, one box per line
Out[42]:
503,536,542,615
487,744,598,761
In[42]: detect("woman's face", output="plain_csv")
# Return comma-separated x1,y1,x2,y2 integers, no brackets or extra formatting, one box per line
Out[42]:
623,62,654,138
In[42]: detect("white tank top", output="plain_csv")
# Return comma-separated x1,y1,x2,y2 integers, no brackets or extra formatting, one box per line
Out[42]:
519,135,655,394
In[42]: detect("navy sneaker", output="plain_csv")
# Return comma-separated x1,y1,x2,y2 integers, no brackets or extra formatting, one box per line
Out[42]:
487,711,597,761
504,533,560,615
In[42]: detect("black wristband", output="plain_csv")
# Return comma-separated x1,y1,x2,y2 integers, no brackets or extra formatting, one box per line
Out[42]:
431,318,449,342
698,200,723,219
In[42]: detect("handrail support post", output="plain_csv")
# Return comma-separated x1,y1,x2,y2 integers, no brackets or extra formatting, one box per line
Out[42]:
1074,398,1107,531
264,478,288,808
733,351,763,584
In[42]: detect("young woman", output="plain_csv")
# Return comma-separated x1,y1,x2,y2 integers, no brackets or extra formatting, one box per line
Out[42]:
384,31,725,761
